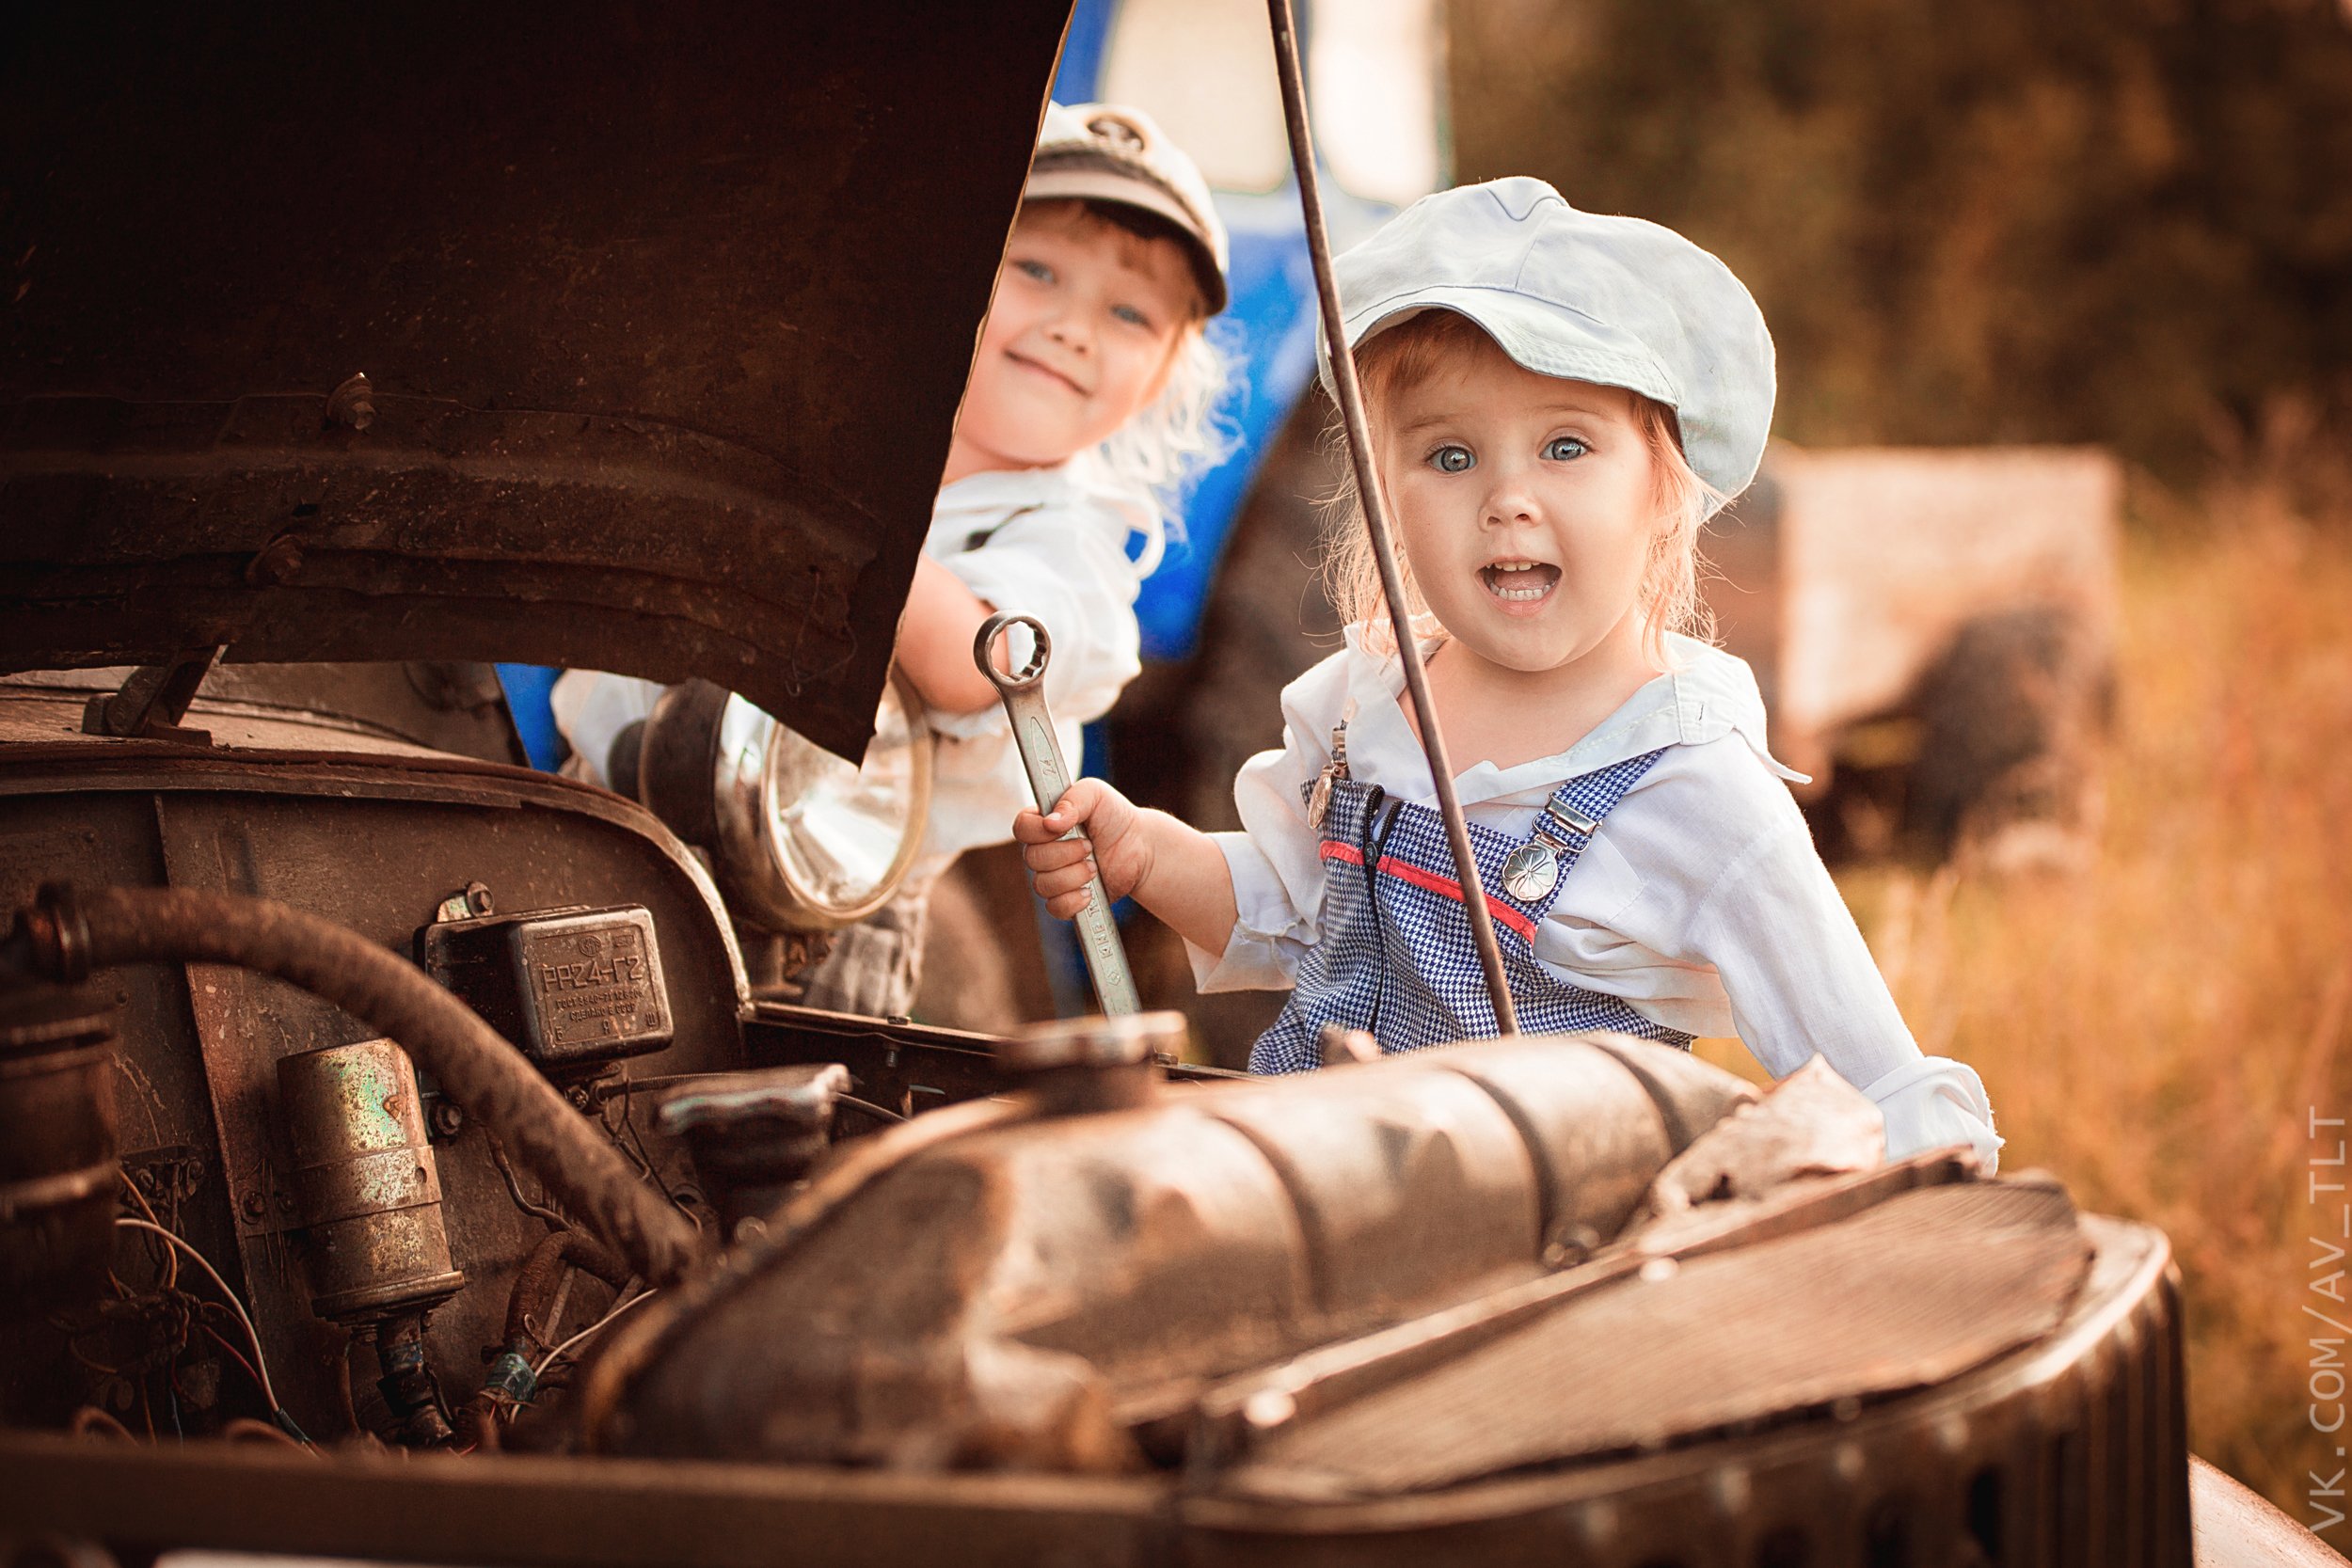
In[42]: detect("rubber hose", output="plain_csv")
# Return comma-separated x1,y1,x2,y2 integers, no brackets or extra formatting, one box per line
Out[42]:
24,884,702,1286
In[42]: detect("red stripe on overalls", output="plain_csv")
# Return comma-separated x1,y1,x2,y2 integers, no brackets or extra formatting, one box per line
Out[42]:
1319,841,1540,942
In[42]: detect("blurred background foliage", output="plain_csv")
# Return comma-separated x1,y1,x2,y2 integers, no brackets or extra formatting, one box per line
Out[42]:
1448,0,2352,494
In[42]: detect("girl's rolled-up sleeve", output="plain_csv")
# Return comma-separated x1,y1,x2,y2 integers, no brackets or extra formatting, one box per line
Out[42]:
1688,813,2005,1173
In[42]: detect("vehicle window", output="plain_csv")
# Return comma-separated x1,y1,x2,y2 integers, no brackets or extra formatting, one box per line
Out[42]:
1100,0,1290,194
1309,0,1447,205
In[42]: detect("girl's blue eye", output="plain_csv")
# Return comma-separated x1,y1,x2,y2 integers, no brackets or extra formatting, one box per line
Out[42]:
1544,436,1589,462
1014,259,1054,283
1430,444,1474,474
1112,303,1152,328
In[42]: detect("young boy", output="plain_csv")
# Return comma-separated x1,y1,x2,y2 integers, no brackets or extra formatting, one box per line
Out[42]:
557,103,1231,1016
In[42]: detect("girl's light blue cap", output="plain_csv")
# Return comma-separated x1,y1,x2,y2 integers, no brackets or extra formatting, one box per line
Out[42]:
1324,176,1776,509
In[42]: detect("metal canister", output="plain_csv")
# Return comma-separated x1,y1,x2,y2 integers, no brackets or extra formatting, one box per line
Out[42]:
0,984,119,1310
277,1037,464,1322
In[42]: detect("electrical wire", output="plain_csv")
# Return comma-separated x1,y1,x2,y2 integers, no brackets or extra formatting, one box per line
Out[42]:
113,1217,283,1418
485,1131,571,1230
199,1322,264,1394
533,1286,656,1378
118,1170,178,1288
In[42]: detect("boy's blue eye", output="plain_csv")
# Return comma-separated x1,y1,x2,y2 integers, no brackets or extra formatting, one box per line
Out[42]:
1544,436,1590,461
1013,259,1054,283
1112,303,1152,328
1430,444,1474,474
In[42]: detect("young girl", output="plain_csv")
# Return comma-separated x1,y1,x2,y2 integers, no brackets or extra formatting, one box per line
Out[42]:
558,102,1231,1017
1015,177,2000,1169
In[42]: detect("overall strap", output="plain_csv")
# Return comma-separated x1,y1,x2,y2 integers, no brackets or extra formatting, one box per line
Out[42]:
1495,749,1668,916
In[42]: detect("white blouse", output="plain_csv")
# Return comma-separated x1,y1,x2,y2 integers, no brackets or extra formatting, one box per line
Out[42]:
553,461,1156,872
1192,626,2003,1171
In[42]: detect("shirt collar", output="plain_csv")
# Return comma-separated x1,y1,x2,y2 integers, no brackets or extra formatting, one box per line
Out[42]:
1341,626,1805,804
930,461,1083,520
929,460,1156,562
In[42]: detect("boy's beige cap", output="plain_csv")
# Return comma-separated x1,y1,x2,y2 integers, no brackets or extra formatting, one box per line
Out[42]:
1026,102,1230,315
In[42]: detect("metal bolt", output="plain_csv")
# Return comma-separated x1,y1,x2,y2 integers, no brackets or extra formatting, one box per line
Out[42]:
240,1191,267,1220
326,372,375,432
427,1101,465,1140
245,535,305,587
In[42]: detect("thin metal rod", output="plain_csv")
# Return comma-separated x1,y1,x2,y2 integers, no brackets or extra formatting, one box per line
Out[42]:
1264,0,1520,1037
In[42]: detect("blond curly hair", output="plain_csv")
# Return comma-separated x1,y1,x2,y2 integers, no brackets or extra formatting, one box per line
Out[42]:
1320,309,1722,666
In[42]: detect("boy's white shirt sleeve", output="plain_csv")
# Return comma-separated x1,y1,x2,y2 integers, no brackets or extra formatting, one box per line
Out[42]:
926,493,1143,738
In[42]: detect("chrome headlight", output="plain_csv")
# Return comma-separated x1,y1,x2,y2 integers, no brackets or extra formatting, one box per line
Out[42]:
640,673,933,932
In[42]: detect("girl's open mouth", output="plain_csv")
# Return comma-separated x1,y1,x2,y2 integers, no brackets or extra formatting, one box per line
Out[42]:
1481,561,1559,603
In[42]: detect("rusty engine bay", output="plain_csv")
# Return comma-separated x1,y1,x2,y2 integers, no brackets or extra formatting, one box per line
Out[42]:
0,3,2225,1565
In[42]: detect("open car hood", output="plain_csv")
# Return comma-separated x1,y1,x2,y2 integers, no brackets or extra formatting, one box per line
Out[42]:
0,1,1072,762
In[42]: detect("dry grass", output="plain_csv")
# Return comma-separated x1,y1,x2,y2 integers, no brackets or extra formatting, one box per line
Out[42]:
1708,499,2352,1511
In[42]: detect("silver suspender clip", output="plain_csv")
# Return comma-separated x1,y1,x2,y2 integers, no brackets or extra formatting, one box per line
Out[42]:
1305,717,1352,832
1499,798,1597,903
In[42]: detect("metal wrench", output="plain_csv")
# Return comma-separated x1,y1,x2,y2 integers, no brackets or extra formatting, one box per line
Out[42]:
975,610,1140,1016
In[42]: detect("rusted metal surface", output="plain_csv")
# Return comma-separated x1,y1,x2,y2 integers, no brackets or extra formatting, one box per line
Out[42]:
0,749,751,1437
746,1003,1039,1115
1216,1177,2093,1500
0,985,119,1308
0,1434,1168,1568
1187,1154,1979,1471
1199,1063,1541,1332
744,1002,1248,1120
275,1038,465,1323
1425,1035,1730,1267
0,1212,2188,1566
0,1,1073,762
574,1094,1037,1454
421,905,675,1074
0,736,752,1012
609,1037,1758,1469
78,650,224,745
9,664,527,764
11,883,705,1288
1180,1214,2188,1565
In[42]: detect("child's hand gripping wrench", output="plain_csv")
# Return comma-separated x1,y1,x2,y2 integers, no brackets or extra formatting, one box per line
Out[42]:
975,611,1141,1017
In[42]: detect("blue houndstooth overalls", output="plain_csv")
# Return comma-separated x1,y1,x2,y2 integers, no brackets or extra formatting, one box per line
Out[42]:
1249,748,1693,1074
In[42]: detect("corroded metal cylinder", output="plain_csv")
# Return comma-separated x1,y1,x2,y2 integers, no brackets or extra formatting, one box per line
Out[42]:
0,985,119,1310
277,1037,464,1322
